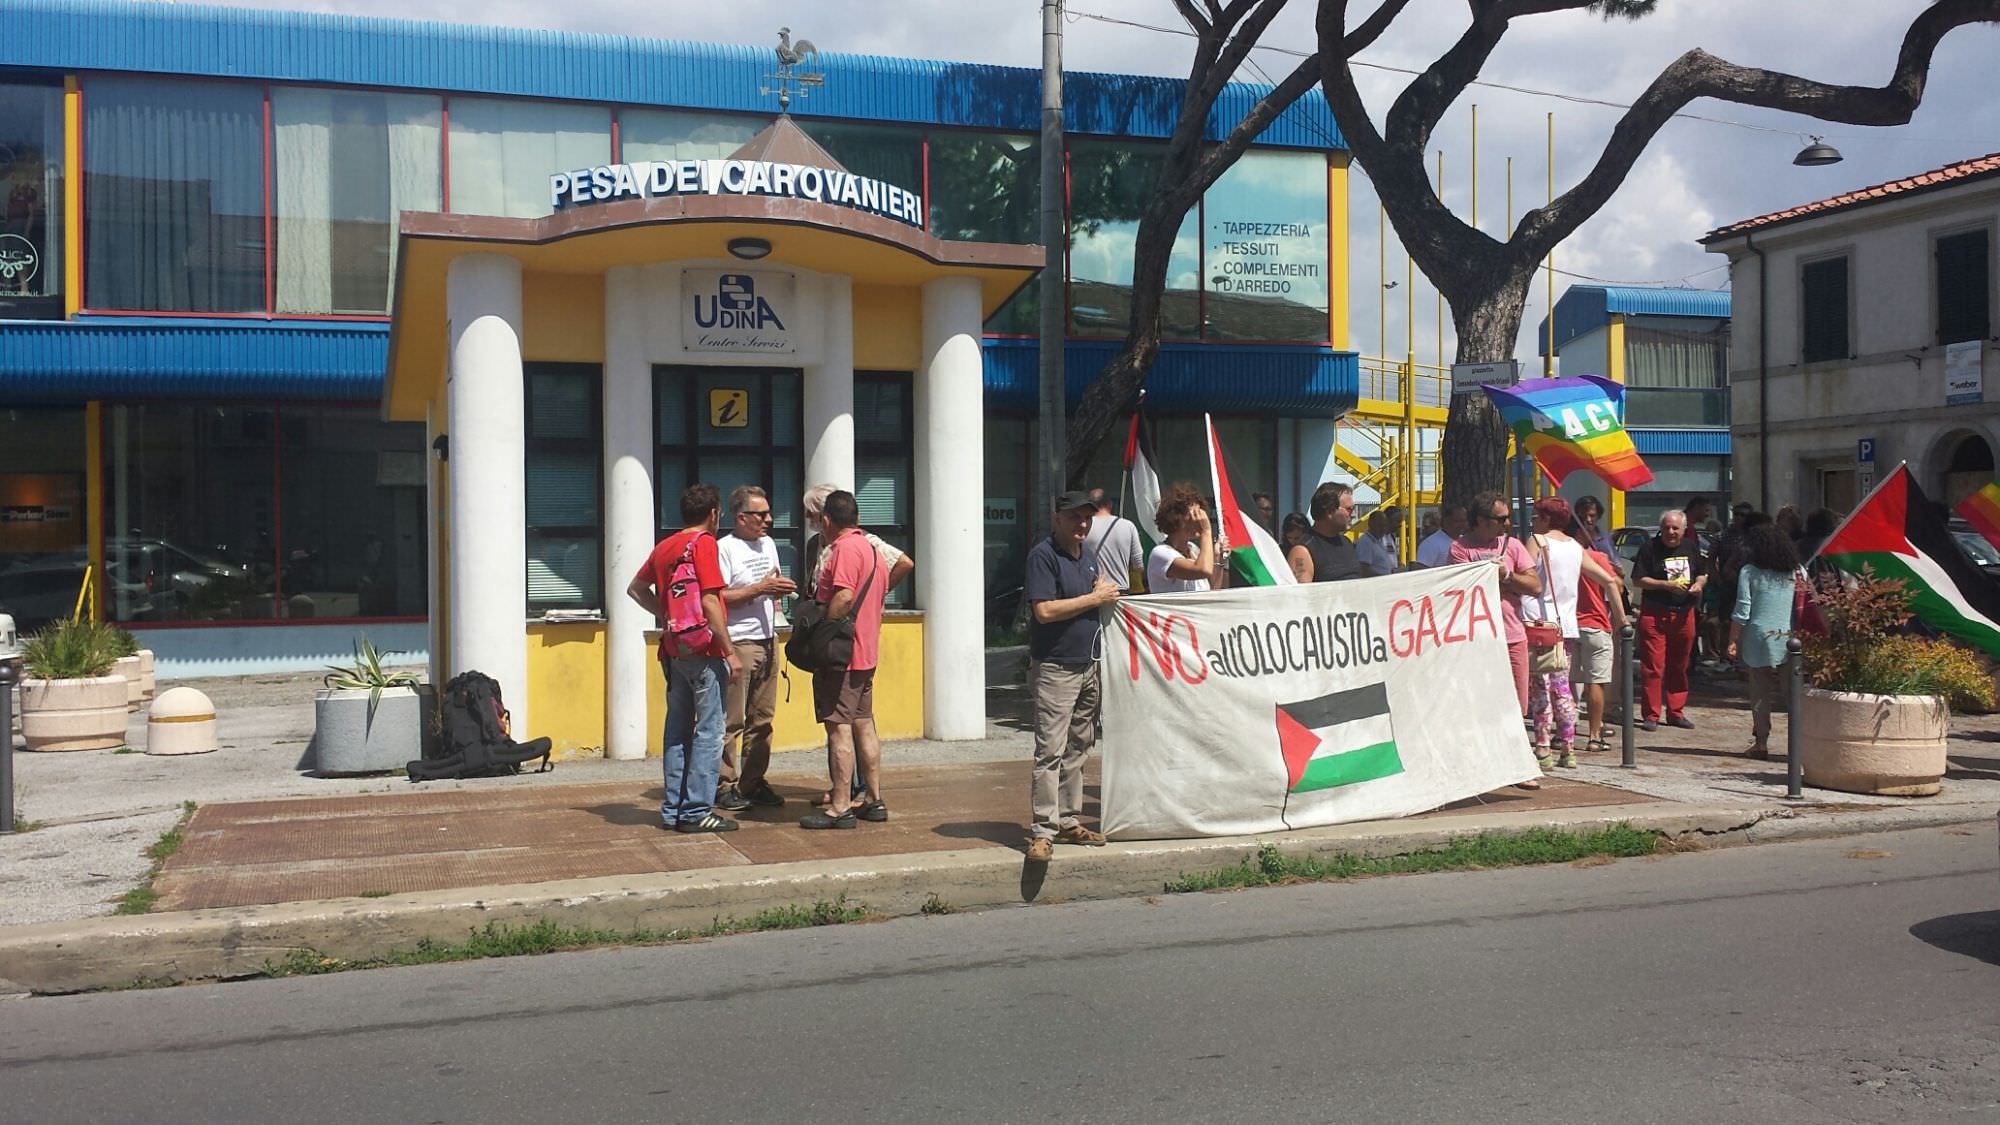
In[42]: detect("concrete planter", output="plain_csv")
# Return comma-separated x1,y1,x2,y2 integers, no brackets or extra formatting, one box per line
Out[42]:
312,685,435,774
1797,687,1949,797
19,675,129,752
114,654,143,712
137,649,156,703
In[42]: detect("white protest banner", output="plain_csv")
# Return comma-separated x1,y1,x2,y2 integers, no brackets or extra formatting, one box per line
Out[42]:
1099,563,1540,839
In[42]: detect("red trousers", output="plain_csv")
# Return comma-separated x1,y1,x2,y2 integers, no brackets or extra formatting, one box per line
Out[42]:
1637,606,1696,721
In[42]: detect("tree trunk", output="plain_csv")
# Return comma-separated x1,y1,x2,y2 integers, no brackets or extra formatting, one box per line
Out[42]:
1064,194,1183,486
1438,270,1533,510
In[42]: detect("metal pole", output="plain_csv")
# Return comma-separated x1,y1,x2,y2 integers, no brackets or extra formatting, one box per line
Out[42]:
1543,111,1555,378
1036,0,1066,520
1785,637,1804,799
1619,624,1637,768
0,659,17,833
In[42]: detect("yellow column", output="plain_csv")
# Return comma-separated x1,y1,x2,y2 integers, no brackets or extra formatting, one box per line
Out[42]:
1607,313,1628,528
85,401,104,622
1328,155,1350,351
63,76,82,316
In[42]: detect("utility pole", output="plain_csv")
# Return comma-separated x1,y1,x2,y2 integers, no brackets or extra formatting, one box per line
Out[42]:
1037,0,1066,520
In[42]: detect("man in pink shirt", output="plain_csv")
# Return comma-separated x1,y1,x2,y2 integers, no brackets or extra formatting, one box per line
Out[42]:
1449,491,1544,788
798,490,889,830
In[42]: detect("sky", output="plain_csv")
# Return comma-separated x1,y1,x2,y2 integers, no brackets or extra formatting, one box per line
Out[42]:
175,0,2000,366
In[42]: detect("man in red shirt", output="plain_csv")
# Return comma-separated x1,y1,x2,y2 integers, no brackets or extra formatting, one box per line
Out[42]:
799,490,889,830
626,483,742,834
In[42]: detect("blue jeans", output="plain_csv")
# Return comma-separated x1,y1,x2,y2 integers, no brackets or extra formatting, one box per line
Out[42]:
662,655,728,825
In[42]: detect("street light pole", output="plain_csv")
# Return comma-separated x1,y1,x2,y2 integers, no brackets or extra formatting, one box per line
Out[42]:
1036,0,1067,522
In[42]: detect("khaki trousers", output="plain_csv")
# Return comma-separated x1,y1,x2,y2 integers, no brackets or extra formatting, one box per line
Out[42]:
720,638,778,791
1030,659,1099,840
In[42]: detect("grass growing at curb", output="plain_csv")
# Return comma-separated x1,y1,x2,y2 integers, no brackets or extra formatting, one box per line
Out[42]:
114,801,199,915
256,896,870,979
1163,824,1662,893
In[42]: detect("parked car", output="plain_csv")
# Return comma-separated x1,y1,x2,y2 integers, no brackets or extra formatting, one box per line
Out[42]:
1949,520,2000,576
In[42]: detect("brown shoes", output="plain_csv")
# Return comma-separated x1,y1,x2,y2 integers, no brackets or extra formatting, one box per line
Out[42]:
1055,824,1107,847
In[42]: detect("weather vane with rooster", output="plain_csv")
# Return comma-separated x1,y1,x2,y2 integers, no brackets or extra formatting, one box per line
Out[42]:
760,28,824,112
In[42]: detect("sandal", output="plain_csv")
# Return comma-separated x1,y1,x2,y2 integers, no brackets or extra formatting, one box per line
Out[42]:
1534,751,1555,772
1515,778,1542,790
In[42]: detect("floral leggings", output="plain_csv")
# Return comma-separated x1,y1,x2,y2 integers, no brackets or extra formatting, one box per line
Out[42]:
1529,668,1578,750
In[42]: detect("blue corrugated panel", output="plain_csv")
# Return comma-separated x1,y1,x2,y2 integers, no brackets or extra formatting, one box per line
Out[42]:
983,339,1358,417
1630,428,1732,456
1540,284,1732,354
2,0,1342,148
0,319,389,401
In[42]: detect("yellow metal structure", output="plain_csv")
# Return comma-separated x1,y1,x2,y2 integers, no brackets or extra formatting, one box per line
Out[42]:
1343,356,1447,564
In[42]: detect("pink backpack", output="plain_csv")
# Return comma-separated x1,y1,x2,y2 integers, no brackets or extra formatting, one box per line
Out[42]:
662,534,717,658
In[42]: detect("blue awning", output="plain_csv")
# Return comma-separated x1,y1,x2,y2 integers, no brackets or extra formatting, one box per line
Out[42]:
983,339,1358,417
0,318,390,401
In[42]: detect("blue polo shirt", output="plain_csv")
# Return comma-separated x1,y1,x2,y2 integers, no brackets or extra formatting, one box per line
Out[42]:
1024,534,1102,667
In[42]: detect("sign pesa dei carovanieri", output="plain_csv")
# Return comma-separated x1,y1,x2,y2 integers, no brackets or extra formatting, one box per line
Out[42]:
550,159,924,227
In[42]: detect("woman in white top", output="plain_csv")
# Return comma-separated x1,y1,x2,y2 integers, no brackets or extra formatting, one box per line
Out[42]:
1521,497,1624,769
1146,484,1228,593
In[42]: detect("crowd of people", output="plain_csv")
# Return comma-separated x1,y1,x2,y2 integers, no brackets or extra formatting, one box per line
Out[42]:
630,475,1818,850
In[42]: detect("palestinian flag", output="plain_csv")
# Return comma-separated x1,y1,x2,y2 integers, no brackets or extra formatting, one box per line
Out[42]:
1205,413,1296,586
1277,683,1405,793
1956,481,2000,551
1816,464,2000,658
1124,404,1163,555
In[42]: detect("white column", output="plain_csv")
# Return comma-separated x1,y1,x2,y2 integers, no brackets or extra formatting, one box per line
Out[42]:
603,266,655,760
804,275,855,491
446,253,529,735
917,275,987,740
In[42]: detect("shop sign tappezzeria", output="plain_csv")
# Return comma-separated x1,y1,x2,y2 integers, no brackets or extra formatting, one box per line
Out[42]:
683,270,795,356
551,159,923,228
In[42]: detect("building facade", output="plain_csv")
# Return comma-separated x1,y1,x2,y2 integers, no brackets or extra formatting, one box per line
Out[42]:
1701,154,1999,515
1541,284,1733,530
0,1,1358,754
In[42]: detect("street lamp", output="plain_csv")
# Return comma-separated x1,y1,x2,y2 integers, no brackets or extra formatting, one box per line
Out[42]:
1793,136,1843,167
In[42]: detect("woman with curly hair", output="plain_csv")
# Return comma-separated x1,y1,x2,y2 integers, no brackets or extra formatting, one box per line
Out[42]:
1728,522,1801,759
1147,483,1228,593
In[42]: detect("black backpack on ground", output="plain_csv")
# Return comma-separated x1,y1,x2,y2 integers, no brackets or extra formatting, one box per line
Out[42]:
406,670,553,782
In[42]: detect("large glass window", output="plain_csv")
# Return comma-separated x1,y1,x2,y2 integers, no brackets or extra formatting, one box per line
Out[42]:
1068,140,1199,338
272,88,441,315
855,372,915,608
619,109,767,163
0,82,65,320
1202,150,1329,341
102,403,428,623
930,130,1042,334
277,406,429,618
655,367,804,580
447,98,609,219
797,121,923,201
525,365,603,613
0,407,88,633
1936,229,1990,346
105,404,278,622
84,78,265,312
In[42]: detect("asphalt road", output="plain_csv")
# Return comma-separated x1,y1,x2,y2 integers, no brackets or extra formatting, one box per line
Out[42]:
3,824,1997,1124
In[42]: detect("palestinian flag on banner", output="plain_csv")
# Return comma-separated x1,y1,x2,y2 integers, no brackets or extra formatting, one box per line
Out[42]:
1123,402,1163,555
1277,682,1405,794
1955,481,2000,551
1205,413,1296,586
1816,463,2000,658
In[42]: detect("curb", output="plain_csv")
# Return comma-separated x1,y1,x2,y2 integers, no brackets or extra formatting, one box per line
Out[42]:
0,799,1991,995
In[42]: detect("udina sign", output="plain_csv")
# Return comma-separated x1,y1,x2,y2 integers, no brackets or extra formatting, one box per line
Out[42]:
683,270,794,356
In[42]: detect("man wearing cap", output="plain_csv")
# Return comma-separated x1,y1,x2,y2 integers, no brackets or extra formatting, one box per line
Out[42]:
1021,490,1122,862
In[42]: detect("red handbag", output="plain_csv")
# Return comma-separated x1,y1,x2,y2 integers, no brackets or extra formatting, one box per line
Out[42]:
1792,568,1827,636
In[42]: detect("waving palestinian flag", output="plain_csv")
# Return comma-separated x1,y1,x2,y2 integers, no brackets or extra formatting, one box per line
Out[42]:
1124,403,1162,555
1206,413,1296,586
1816,464,2000,658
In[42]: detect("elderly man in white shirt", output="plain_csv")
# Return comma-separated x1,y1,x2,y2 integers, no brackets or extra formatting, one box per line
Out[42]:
1355,506,1405,576
1416,503,1468,568
713,484,796,812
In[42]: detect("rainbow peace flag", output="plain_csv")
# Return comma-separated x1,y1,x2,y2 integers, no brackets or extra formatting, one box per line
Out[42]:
1480,375,1654,491
1957,481,2000,550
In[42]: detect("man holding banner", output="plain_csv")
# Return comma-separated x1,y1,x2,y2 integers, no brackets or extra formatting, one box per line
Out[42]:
1022,490,1122,861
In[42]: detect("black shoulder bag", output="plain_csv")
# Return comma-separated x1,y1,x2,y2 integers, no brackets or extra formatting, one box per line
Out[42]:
785,546,879,674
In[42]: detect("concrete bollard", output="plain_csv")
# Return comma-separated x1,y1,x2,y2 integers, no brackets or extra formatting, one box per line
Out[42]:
147,687,218,756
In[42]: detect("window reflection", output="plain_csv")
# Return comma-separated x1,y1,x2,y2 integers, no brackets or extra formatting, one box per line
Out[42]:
1067,140,1199,338
1201,150,1329,341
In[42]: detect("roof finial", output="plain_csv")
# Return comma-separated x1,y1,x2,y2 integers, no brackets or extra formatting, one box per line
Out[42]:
761,27,824,113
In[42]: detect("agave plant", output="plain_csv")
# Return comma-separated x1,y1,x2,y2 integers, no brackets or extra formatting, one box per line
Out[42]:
21,618,124,680
111,627,141,659
323,634,422,717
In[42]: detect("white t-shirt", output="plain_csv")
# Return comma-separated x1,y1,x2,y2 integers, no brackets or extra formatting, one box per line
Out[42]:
1416,529,1457,569
1522,535,1583,639
717,533,782,642
1356,532,1399,576
1147,542,1210,594
1086,513,1146,590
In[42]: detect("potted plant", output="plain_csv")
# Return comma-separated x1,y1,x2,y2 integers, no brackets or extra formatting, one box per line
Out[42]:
312,634,433,774
1796,572,1996,796
18,617,129,752
110,626,143,712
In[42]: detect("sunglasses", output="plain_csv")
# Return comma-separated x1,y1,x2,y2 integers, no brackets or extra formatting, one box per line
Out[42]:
1478,511,1508,523
739,510,773,521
